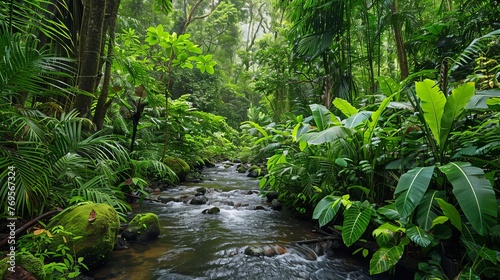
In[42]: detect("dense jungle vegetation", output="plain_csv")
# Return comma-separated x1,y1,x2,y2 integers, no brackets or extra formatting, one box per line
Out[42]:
1,0,499,279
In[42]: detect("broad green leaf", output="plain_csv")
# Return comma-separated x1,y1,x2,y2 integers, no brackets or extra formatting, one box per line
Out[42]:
377,204,400,220
465,89,500,109
439,162,497,235
431,216,449,229
406,226,433,247
309,104,332,131
415,79,446,146
300,126,355,145
333,97,358,117
416,190,443,231
312,195,342,227
335,158,348,167
206,65,215,74
373,223,404,247
363,93,395,146
345,111,372,129
342,203,372,246
395,166,435,218
439,82,475,150
457,267,481,280
369,245,405,275
434,198,462,232
292,123,310,142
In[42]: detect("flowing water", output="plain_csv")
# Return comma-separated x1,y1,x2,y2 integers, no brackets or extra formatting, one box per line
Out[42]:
90,164,391,280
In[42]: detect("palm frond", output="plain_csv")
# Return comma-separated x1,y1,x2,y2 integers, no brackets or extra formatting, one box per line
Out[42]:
0,27,74,99
0,142,51,217
451,29,500,72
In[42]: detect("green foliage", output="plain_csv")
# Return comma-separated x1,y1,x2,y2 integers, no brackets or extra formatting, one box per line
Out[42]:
0,110,133,217
439,162,496,235
17,225,88,279
394,166,434,218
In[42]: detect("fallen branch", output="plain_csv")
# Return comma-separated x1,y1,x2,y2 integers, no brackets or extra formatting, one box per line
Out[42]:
0,209,62,248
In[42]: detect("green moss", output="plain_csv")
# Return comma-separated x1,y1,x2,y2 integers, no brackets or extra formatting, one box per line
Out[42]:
164,157,190,181
0,253,45,280
47,203,120,270
123,213,160,242
0,258,7,279
18,253,45,279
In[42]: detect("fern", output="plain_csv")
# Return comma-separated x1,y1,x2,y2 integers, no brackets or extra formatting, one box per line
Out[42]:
451,29,500,71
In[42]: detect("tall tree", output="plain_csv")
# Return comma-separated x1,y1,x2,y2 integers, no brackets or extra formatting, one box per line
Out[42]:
74,0,108,119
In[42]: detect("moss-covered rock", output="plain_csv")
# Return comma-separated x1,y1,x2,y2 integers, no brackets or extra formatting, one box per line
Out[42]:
121,213,160,242
47,203,120,270
164,157,190,181
0,257,7,280
0,253,45,280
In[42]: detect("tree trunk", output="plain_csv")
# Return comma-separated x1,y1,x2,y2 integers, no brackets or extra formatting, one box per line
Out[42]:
74,0,107,119
93,0,121,130
391,1,409,80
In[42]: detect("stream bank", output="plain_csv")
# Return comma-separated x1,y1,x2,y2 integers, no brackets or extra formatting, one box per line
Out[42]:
90,163,395,280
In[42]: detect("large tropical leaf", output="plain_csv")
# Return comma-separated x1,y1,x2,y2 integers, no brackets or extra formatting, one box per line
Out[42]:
439,82,475,150
394,166,435,218
363,93,395,146
406,225,433,247
342,202,372,247
415,190,444,231
435,197,462,232
333,97,358,117
465,89,500,109
309,104,335,131
312,195,342,227
300,126,355,145
345,111,372,129
369,242,406,274
439,162,497,235
415,79,446,147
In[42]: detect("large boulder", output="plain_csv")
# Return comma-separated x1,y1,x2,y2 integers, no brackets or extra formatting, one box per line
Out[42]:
0,253,45,280
46,203,120,270
164,157,190,181
121,213,160,242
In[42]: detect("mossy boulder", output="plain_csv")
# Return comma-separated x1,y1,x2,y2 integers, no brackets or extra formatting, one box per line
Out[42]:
47,203,120,270
121,213,160,242
0,253,45,280
164,157,190,181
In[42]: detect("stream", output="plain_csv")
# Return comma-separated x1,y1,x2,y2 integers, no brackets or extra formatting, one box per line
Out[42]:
90,164,392,280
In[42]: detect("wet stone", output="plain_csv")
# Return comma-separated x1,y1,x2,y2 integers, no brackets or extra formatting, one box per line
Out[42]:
190,195,208,205
202,207,220,214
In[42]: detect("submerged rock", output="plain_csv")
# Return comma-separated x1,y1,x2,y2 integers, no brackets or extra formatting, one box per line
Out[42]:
195,187,207,195
122,213,160,242
46,203,120,269
190,195,208,205
244,245,288,257
265,191,279,202
202,207,220,214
